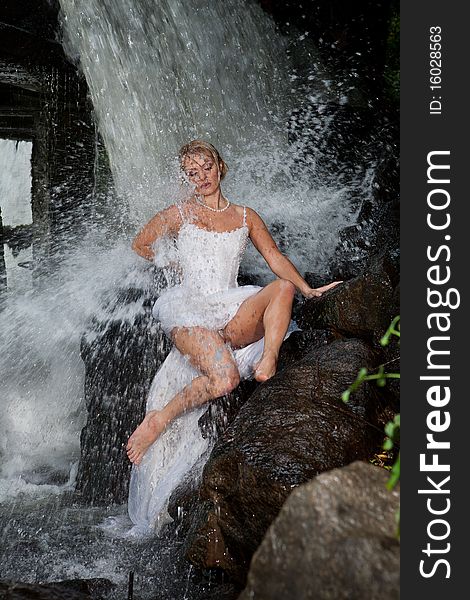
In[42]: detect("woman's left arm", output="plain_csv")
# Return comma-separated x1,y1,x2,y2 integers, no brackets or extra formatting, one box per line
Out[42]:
246,208,341,298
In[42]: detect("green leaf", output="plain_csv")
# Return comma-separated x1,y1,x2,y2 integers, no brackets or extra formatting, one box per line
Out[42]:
387,452,400,490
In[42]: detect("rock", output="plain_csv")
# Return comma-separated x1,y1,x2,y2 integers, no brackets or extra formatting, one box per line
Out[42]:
276,329,338,370
299,253,397,341
169,330,337,533
238,461,399,600
198,379,259,441
0,577,114,599
184,338,388,583
75,282,169,505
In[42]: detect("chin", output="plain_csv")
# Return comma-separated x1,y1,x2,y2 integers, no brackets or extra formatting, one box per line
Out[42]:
198,185,216,195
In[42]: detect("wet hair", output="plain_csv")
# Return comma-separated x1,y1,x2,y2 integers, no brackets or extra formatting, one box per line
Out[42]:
178,140,228,181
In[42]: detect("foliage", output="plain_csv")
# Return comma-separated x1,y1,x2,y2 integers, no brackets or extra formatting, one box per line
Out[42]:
342,317,400,495
384,413,400,491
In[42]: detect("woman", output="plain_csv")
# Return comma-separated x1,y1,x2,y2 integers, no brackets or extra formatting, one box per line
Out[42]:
125,141,340,532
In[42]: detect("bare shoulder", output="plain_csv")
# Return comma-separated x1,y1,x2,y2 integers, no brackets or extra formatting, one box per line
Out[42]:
164,203,184,223
139,203,181,235
160,202,183,222
243,206,268,230
231,204,262,220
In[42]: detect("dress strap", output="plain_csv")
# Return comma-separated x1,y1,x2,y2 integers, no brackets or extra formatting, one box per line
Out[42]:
243,205,247,226
176,203,185,223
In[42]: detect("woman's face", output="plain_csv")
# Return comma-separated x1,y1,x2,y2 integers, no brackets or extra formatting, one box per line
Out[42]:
182,152,220,196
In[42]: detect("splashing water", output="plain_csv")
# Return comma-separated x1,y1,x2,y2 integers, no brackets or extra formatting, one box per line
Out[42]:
0,238,146,490
59,0,356,275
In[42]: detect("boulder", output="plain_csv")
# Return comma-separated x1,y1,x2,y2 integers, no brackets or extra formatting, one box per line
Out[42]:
183,338,388,582
75,283,168,505
169,330,338,531
239,461,399,600
300,251,398,341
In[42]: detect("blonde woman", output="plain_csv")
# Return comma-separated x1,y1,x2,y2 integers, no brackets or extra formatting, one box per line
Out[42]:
125,141,340,533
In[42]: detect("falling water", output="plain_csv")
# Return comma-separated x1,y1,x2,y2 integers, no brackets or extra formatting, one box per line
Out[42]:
59,0,356,274
0,0,372,596
59,0,286,207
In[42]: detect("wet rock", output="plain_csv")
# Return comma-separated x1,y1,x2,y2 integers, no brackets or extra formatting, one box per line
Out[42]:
170,330,339,532
0,577,114,599
300,251,398,341
169,330,337,531
76,281,168,505
328,153,399,281
238,461,400,600
198,379,259,441
184,338,387,582
276,329,338,370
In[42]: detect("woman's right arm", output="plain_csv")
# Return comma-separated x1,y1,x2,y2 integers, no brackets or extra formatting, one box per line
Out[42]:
132,205,180,261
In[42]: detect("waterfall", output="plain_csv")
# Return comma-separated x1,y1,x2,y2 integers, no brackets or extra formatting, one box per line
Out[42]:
59,0,287,211
59,0,355,275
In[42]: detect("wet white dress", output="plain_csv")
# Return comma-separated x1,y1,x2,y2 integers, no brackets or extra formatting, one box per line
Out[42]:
127,205,295,535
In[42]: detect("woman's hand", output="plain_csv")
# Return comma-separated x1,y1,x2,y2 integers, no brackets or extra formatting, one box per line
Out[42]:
301,280,343,299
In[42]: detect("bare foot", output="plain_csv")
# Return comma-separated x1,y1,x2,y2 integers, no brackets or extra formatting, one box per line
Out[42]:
126,410,167,465
254,350,278,382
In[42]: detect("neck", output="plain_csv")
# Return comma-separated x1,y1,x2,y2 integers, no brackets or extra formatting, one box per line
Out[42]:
197,188,224,209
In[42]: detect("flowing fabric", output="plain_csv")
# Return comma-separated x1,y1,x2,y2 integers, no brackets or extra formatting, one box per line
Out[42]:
127,205,295,535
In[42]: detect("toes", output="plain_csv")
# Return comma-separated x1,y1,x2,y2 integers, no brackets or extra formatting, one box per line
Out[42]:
254,370,268,383
127,450,141,464
127,447,138,461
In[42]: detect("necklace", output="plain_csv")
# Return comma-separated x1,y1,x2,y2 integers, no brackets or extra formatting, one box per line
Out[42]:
195,194,231,213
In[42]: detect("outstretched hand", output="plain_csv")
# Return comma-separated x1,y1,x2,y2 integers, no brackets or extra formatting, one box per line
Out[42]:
302,280,343,299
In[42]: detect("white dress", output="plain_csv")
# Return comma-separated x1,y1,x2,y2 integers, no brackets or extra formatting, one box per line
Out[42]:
127,205,295,535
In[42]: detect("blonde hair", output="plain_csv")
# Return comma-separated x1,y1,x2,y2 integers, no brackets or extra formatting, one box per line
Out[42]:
178,140,229,181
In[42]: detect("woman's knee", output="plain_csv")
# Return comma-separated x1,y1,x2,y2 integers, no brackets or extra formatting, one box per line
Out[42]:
207,364,240,397
275,279,296,298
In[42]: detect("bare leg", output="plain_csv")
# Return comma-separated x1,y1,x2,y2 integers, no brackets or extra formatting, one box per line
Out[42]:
126,327,239,464
127,279,295,463
223,279,295,382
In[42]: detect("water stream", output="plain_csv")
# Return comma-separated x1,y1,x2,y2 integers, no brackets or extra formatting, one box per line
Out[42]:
0,1,375,597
